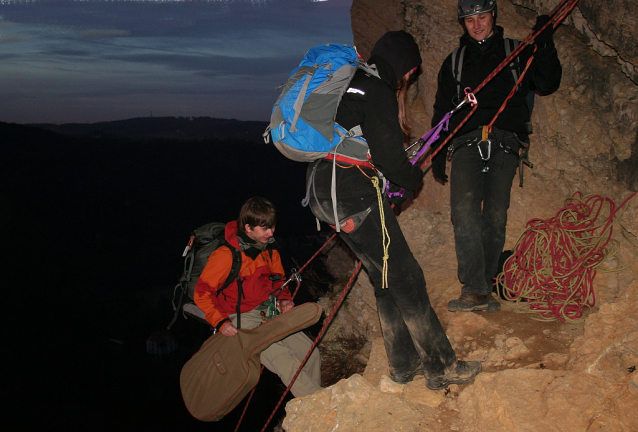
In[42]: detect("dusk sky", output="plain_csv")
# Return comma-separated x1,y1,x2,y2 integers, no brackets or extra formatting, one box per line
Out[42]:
0,0,354,124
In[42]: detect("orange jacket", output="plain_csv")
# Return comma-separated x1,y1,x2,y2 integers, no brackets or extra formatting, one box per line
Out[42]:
193,221,289,330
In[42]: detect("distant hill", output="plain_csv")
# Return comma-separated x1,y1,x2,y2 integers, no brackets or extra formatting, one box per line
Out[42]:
2,119,316,293
29,116,270,144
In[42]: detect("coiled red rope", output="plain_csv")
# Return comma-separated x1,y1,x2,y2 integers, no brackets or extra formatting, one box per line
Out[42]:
496,191,637,322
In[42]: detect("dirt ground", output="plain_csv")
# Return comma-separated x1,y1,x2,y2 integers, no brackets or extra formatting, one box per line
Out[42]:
401,301,588,431
455,301,587,367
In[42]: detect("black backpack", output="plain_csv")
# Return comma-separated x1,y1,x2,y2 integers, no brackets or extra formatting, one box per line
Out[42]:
167,222,242,330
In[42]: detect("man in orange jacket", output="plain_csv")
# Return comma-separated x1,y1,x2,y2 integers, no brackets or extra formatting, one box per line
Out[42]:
194,196,322,397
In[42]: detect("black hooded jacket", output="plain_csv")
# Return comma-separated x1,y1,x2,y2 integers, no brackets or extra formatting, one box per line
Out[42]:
327,54,424,196
432,26,562,137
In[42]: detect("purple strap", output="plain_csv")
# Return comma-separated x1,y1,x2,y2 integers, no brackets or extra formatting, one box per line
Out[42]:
386,112,452,199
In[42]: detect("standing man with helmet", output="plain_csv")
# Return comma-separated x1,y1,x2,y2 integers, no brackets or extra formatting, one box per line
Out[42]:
431,0,562,312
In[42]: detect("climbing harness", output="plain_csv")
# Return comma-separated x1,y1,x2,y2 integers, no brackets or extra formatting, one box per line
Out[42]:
438,42,536,171
309,155,391,288
496,192,637,322
462,44,538,173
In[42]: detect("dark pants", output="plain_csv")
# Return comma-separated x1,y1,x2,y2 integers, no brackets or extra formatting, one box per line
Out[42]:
450,128,520,296
307,171,457,378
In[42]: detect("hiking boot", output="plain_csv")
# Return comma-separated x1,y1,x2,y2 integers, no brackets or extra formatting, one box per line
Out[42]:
390,368,424,385
426,361,482,390
448,292,501,312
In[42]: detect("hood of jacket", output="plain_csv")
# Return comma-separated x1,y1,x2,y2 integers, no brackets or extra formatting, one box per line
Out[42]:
369,30,422,85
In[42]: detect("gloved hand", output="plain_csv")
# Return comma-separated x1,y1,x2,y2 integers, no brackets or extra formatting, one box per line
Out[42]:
388,191,413,207
431,148,448,185
387,182,413,207
533,15,553,45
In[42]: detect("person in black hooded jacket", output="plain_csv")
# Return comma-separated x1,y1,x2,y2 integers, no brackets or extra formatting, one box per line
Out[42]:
305,30,481,390
431,0,562,313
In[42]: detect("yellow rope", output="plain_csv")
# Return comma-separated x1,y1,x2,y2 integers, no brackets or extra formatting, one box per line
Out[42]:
371,176,390,289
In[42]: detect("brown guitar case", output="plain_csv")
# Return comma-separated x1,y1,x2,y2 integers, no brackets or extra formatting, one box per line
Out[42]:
180,302,322,421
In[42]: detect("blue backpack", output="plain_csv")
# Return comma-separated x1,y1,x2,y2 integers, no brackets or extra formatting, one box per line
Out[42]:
264,44,379,163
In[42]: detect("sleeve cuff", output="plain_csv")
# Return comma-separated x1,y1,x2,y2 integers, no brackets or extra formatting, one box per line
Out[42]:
214,318,230,333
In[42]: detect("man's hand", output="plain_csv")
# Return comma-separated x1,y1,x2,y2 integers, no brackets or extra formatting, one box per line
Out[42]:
279,299,294,313
533,15,554,45
433,169,448,185
220,322,238,336
388,188,413,207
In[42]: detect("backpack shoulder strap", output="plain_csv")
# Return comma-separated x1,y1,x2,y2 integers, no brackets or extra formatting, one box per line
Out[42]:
216,243,242,295
451,45,466,96
357,61,380,79
504,38,521,90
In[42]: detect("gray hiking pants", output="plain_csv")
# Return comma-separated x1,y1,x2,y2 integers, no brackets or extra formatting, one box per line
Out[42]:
231,308,322,398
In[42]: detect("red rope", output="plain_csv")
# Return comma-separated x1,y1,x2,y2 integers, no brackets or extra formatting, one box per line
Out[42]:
420,0,581,170
233,232,337,432
290,233,337,301
233,366,263,432
496,192,637,321
259,261,363,432
484,45,537,135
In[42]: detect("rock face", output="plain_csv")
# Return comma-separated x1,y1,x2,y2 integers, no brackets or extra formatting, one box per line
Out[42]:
284,1,638,431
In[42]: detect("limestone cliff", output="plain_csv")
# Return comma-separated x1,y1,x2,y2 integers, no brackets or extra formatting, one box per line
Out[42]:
283,1,638,431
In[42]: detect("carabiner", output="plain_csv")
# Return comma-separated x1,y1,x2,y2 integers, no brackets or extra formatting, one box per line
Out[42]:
452,88,478,113
464,88,477,106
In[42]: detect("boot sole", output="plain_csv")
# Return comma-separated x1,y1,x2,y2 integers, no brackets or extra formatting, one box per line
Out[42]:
426,363,483,390
448,301,501,313
426,373,480,390
391,370,425,385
